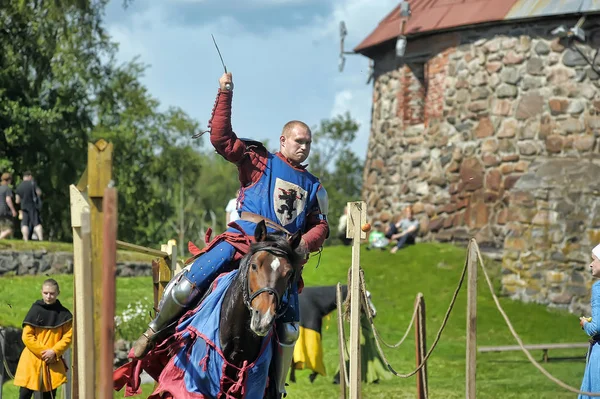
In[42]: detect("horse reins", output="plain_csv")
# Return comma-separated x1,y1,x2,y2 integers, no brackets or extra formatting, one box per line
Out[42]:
242,247,295,318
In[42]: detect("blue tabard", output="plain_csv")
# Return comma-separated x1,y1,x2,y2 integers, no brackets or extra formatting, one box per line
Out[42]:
239,152,322,234
169,270,273,398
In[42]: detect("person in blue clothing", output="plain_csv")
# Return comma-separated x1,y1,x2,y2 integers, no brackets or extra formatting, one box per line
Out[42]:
131,72,329,397
578,243,600,398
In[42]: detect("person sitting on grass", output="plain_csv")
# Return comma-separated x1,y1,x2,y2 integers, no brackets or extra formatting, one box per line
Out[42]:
385,205,419,254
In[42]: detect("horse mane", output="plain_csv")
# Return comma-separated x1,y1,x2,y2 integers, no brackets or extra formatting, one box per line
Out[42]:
238,232,303,278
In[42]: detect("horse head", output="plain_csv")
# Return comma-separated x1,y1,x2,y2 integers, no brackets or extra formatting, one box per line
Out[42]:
242,220,303,337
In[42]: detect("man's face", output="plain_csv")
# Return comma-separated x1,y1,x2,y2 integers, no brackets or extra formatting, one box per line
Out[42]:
404,207,413,219
280,126,312,165
41,284,59,305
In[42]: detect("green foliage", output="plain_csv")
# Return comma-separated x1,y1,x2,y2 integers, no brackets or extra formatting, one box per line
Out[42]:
0,0,219,248
309,113,363,244
114,299,154,341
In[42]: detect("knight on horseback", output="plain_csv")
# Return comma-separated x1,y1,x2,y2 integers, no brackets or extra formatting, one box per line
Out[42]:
131,71,329,397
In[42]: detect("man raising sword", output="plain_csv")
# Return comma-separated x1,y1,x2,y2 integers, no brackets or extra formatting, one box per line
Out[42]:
132,70,329,397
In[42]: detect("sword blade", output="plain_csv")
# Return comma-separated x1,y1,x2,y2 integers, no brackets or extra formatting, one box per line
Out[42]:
211,34,228,73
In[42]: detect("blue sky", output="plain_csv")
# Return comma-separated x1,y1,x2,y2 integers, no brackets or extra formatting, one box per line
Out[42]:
105,0,399,158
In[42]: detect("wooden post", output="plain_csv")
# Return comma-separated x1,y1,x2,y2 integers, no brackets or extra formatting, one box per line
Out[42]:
336,283,347,399
415,293,428,399
346,201,366,399
70,183,94,399
100,187,117,399
71,139,113,399
0,329,4,399
466,239,478,399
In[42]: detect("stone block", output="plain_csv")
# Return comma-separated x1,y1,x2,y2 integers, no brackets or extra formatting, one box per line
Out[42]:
474,117,495,138
545,135,563,153
501,154,520,162
469,100,489,113
497,118,519,138
500,163,514,175
534,40,550,55
515,93,544,120
548,98,568,115
526,57,545,75
492,99,513,116
486,62,503,74
482,138,499,153
429,217,444,232
562,48,590,67
482,153,501,167
517,141,539,156
574,135,595,152
522,76,543,90
503,50,524,65
459,157,485,191
497,84,519,98
558,118,585,134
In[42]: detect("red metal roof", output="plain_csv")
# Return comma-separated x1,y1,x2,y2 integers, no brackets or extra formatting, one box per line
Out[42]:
354,0,575,53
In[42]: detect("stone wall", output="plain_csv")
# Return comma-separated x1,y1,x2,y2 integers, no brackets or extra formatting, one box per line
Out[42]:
362,18,600,310
0,250,152,277
502,159,600,313
363,18,600,250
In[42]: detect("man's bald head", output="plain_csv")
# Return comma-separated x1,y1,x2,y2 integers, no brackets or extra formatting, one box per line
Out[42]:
281,120,311,138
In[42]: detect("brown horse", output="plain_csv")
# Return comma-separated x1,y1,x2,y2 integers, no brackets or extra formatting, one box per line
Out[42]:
152,221,303,399
220,221,303,395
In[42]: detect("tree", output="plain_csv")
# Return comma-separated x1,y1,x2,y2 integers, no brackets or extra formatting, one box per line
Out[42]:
0,0,117,240
309,113,363,244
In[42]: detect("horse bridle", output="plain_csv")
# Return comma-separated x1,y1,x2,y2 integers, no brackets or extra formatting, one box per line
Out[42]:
242,246,296,318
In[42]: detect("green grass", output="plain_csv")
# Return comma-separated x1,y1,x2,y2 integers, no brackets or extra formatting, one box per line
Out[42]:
1,242,590,398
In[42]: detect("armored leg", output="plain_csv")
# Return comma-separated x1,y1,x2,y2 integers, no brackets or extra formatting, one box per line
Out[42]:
132,270,201,359
273,321,299,396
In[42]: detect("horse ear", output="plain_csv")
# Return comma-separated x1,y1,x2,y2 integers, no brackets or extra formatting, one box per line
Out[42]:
288,231,302,250
254,220,267,243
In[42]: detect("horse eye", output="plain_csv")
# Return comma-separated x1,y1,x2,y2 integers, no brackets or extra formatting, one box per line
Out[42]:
251,263,257,271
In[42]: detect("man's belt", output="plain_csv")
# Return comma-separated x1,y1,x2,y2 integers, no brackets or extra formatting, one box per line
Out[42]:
240,212,291,236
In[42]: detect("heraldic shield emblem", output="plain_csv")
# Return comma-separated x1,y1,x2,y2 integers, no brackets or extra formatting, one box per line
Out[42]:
274,177,307,226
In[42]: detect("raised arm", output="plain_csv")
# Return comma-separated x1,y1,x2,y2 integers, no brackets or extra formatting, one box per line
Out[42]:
208,72,247,164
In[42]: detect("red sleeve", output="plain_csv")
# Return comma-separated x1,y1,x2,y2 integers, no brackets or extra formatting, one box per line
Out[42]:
208,89,266,186
302,212,329,252
209,89,246,164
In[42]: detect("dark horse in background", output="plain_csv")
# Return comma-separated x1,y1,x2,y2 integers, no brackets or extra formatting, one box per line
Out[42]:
114,221,303,398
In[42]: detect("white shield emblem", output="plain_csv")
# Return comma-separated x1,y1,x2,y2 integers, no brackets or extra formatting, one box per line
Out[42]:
273,178,307,226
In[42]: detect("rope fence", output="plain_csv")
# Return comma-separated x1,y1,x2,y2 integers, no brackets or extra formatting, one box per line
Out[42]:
340,238,600,397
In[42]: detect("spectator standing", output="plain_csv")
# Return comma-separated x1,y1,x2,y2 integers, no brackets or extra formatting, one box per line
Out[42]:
15,171,43,241
13,279,73,399
0,173,17,239
578,244,600,398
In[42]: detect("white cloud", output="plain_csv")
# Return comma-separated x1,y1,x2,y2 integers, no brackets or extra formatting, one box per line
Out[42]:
105,0,398,159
